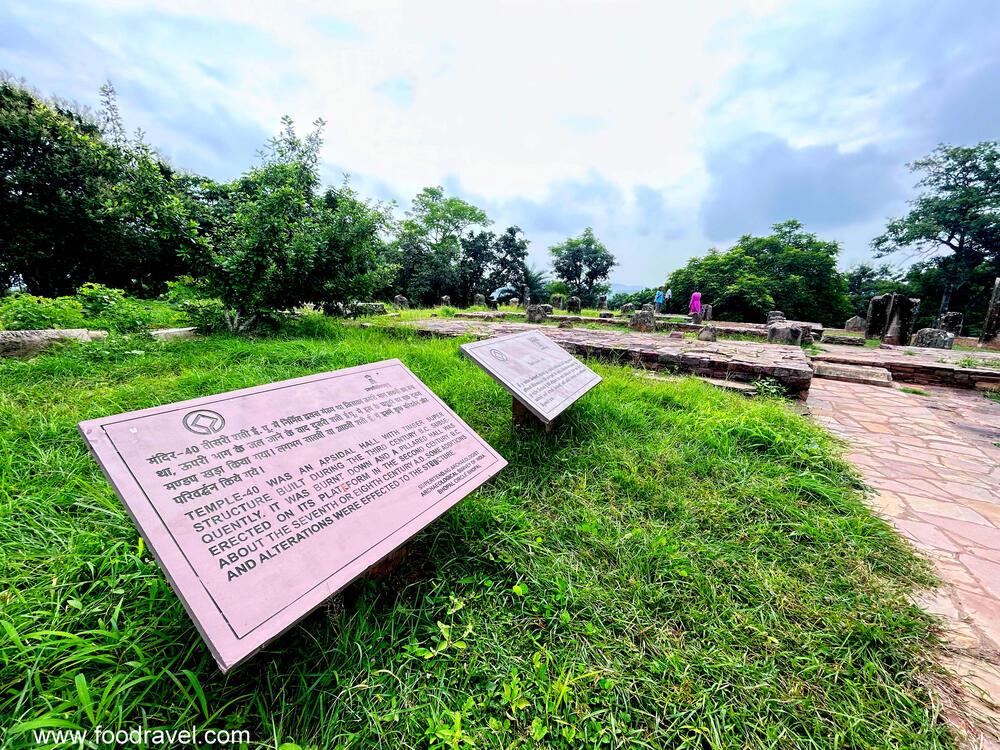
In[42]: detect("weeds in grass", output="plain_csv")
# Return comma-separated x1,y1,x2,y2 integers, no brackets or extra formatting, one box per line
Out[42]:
0,317,949,749
899,387,930,396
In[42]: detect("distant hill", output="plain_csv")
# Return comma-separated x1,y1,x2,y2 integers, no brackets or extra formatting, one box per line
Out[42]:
609,283,647,294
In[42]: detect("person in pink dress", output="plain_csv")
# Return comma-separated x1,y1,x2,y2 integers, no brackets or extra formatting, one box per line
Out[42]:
689,291,702,315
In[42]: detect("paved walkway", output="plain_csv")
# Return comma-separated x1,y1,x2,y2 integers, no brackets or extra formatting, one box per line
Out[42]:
808,380,1000,745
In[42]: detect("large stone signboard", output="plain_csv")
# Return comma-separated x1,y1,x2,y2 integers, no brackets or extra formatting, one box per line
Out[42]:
460,330,601,423
78,360,506,672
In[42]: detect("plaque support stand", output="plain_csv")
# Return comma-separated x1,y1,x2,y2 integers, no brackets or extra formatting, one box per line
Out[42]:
512,397,555,433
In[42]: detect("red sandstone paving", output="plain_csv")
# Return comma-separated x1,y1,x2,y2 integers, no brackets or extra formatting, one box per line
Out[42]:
808,379,1000,742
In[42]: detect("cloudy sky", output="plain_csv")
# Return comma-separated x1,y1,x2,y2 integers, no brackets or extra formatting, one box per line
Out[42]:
2,0,998,286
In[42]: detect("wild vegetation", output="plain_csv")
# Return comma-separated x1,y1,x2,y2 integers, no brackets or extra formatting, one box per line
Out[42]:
0,319,950,749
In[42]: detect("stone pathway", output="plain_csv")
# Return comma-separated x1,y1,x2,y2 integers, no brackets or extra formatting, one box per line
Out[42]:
808,380,1000,745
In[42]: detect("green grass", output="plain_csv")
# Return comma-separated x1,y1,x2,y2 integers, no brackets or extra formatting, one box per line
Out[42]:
898,387,930,396
0,318,950,749
955,356,1000,369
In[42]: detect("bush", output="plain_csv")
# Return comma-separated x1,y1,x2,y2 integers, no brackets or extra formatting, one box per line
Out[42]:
162,275,210,305
0,294,86,330
91,298,154,334
181,298,227,333
75,282,128,316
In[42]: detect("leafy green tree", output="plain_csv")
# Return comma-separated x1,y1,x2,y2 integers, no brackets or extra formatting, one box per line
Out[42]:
843,263,904,317
0,78,199,296
872,142,1000,320
490,226,530,290
548,228,616,306
524,265,550,303
455,230,497,304
609,288,659,310
668,221,850,324
392,186,490,305
186,117,392,330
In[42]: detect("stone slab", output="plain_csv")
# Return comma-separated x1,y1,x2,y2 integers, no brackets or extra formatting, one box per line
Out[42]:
150,327,198,340
460,330,601,423
78,360,507,672
812,361,893,386
0,328,107,358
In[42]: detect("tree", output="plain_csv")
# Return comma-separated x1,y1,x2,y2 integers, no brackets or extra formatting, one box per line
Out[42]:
490,226,529,290
456,230,498,304
548,228,616,305
0,78,199,296
667,221,850,325
872,142,1000,320
523,265,550,302
843,263,903,317
392,186,490,305
185,117,392,330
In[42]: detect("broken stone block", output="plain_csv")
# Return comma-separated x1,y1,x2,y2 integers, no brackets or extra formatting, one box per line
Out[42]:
550,294,564,309
767,310,786,324
882,293,920,345
690,312,702,325
526,304,547,324
557,320,574,329
697,326,717,342
865,294,890,338
393,294,409,309
767,323,802,346
510,297,519,307
621,303,635,314
820,334,864,346
473,293,486,306
440,295,451,306
702,304,712,321
937,311,962,335
911,328,954,349
668,331,684,339
567,296,582,314
540,304,553,315
0,329,107,359
598,294,608,310
630,310,656,332
844,315,866,332
599,311,614,319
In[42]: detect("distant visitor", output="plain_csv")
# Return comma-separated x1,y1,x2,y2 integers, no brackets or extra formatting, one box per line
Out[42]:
689,291,702,315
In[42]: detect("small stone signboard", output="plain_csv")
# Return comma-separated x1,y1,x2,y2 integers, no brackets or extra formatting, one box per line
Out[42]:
460,330,601,423
78,360,506,672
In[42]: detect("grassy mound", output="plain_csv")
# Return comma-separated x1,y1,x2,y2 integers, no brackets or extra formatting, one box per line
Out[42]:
0,319,948,748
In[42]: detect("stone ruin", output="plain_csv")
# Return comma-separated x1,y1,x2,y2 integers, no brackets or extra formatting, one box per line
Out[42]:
567,296,582,314
540,304,553,315
690,312,702,325
551,294,564,310
522,285,531,308
911,328,954,349
557,320,574,328
702,304,712,321
597,294,608,310
697,326,716,342
641,303,654,313
629,310,656,332
865,295,889,339
526,304,547,324
599,311,614,318
621,303,635,314
440,295,451,306
844,315,865,333
473,293,486,307
821,333,865,346
1,329,107,359
393,294,409,309
881,293,920,345
767,322,802,346
981,277,1000,345
487,299,499,310
937,311,962,335
510,298,519,307
767,310,786,324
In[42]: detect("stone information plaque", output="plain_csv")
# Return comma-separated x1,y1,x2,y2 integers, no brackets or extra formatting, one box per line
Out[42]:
78,360,506,672
460,330,601,423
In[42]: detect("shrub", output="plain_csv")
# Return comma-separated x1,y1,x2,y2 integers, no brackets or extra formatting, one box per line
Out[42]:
76,282,128,316
0,294,85,330
181,298,228,333
91,298,154,334
163,275,210,305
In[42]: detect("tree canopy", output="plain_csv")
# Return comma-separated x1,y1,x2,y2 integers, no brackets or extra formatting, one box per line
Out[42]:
548,228,616,305
668,221,850,325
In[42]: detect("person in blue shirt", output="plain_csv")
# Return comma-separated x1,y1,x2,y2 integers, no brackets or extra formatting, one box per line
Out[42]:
654,287,665,313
